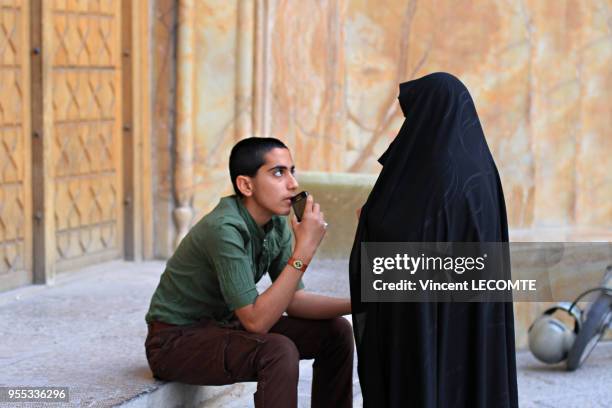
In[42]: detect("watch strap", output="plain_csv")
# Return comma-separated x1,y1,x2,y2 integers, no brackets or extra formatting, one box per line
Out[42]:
288,256,308,272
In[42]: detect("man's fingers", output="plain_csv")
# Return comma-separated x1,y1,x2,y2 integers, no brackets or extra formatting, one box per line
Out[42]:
313,203,320,215
303,194,314,214
290,214,298,229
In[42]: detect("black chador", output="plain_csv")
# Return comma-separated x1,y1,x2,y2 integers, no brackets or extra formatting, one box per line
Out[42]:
349,72,519,408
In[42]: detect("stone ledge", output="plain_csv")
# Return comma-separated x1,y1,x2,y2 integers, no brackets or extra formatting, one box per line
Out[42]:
296,171,377,259
510,227,612,242
118,381,257,408
297,171,612,257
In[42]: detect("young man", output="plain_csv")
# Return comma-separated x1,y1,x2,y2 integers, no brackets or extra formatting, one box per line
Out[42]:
145,137,353,408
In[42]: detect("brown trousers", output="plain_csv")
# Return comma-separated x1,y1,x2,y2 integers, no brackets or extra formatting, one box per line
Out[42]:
145,316,354,408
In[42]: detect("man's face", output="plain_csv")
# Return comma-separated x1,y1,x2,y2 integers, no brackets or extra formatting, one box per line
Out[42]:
249,147,299,216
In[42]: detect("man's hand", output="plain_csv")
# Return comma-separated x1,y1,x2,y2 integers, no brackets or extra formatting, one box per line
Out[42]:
290,194,327,264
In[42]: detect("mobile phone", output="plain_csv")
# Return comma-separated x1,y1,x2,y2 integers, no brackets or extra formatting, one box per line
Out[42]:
291,191,309,222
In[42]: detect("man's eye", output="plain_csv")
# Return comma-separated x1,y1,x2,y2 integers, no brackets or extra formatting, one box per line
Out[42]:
273,169,283,177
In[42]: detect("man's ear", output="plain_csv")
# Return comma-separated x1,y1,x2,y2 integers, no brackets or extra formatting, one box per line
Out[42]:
236,175,254,197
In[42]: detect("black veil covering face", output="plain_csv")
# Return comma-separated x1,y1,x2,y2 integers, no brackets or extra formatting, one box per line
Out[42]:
349,72,519,408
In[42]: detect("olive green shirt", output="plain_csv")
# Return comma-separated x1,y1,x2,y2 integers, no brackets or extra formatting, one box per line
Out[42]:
145,195,304,325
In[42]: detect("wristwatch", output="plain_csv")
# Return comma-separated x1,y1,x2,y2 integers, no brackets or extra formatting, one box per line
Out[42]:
288,256,308,273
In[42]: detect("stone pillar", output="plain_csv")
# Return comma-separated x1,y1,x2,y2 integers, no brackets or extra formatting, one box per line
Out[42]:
173,0,195,249
530,0,581,227
575,1,612,228
235,0,254,141
253,0,269,138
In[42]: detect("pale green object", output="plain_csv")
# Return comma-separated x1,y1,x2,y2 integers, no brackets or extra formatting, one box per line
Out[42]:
292,171,377,260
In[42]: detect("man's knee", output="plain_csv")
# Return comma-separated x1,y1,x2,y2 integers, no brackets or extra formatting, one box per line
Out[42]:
259,333,300,377
328,317,355,352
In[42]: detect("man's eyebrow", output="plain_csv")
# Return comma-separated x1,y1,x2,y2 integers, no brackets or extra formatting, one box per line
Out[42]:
267,165,296,172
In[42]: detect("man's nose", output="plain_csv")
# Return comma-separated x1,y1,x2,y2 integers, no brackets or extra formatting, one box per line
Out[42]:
288,173,299,190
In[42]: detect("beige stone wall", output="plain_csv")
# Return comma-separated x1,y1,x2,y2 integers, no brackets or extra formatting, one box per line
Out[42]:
184,0,610,231
147,0,611,349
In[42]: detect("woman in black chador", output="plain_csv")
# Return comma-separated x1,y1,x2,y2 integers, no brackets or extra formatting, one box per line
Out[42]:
349,72,519,408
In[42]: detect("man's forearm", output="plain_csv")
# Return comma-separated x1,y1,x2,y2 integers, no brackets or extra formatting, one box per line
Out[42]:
248,244,321,332
286,290,351,319
236,242,317,334
247,264,304,333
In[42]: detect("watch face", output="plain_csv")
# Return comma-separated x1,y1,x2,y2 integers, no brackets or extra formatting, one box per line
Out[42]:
293,260,303,269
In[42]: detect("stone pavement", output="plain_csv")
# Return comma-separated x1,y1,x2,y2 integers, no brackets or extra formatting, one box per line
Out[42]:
0,260,610,407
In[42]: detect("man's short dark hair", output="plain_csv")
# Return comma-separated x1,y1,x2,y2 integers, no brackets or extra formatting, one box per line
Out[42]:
229,137,288,196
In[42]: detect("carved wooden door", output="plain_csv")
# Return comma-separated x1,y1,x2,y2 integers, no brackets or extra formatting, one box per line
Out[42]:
0,0,139,290
0,0,33,291
49,0,124,271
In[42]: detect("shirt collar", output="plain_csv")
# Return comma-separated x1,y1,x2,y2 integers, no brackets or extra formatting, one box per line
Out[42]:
234,195,273,240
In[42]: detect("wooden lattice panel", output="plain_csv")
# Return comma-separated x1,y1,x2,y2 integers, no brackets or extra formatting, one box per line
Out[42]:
0,0,32,285
50,0,123,267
